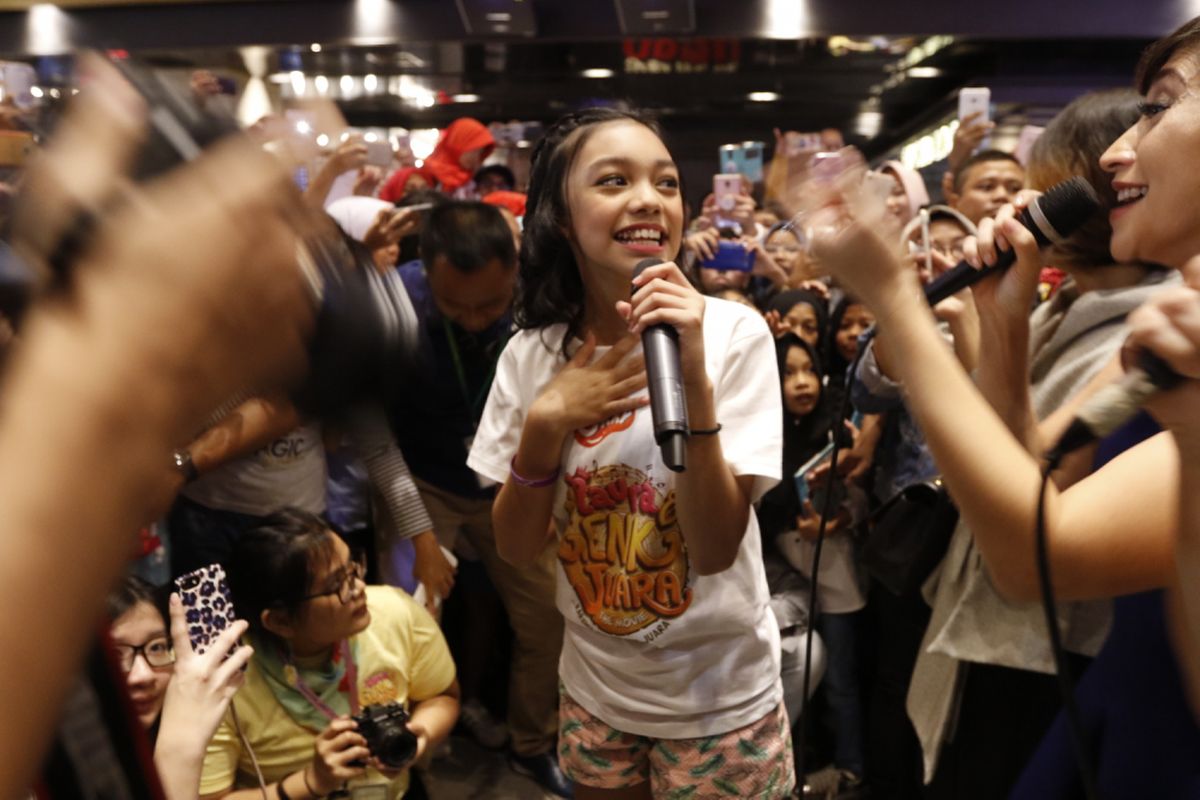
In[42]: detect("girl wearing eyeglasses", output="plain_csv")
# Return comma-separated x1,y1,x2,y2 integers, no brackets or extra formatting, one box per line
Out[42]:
107,575,253,800
198,508,459,800
107,577,177,733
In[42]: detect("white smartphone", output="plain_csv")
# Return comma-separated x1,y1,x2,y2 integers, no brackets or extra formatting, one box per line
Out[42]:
365,139,393,168
713,173,743,213
958,87,991,123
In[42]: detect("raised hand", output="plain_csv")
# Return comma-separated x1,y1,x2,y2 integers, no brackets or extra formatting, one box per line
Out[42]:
619,260,707,388
948,111,996,172
961,191,1045,324
153,593,253,800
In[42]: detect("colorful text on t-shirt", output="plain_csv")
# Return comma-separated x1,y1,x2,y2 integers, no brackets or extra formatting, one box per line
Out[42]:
558,463,693,636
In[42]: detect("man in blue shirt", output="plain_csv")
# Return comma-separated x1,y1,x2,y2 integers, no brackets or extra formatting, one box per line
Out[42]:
390,201,570,798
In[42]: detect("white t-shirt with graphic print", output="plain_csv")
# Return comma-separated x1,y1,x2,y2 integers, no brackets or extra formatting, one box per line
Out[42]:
468,297,783,739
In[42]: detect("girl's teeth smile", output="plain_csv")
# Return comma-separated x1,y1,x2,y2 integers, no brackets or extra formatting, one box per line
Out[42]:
1116,186,1148,204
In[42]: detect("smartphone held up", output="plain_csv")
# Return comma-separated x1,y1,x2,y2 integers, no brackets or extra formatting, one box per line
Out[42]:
174,563,239,658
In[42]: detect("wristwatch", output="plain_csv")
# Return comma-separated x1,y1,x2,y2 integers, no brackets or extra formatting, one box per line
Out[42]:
171,448,199,483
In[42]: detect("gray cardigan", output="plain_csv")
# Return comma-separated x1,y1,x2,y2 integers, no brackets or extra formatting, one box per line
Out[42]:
906,269,1179,782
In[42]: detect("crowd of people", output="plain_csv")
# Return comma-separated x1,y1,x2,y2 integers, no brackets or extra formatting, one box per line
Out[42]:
4,19,1200,800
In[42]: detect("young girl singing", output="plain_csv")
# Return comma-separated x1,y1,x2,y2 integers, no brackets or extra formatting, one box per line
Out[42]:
467,107,795,799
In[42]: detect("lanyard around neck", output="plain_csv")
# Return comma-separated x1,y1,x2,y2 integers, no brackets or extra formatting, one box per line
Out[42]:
441,316,507,418
284,639,360,721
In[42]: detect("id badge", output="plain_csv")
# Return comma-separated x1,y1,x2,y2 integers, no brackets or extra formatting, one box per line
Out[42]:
349,784,388,800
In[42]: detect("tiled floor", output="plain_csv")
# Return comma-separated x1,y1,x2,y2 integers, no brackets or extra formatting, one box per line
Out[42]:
421,735,560,799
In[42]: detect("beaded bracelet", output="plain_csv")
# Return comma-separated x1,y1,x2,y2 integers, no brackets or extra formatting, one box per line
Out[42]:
690,424,723,436
510,455,561,488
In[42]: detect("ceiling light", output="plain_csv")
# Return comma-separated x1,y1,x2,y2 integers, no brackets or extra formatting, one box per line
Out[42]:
363,74,378,91
907,67,942,78
581,68,615,79
290,71,306,95
26,4,70,54
310,43,322,53
762,0,808,39
314,75,329,94
316,133,330,147
748,91,780,102
452,93,480,103
29,86,43,98
854,98,883,138
339,75,354,94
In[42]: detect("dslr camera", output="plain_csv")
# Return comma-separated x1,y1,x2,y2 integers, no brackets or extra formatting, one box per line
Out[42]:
352,702,418,768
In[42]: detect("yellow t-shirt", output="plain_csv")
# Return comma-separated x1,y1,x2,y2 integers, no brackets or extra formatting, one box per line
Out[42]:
199,586,455,798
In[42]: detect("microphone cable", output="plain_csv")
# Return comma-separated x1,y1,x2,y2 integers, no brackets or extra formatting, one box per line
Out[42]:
1035,447,1100,800
794,328,875,787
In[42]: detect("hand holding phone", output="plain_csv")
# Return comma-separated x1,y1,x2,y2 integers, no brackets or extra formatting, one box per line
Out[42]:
958,87,991,124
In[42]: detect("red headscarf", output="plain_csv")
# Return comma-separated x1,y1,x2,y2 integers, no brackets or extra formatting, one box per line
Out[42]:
378,166,430,203
482,190,526,218
424,118,495,192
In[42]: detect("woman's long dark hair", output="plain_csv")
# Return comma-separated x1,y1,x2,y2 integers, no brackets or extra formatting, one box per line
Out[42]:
228,507,338,646
516,106,676,356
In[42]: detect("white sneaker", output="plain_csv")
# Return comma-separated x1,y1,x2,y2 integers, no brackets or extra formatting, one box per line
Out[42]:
458,698,510,750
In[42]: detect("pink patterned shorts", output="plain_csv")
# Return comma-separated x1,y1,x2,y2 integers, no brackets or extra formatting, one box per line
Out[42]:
558,689,795,798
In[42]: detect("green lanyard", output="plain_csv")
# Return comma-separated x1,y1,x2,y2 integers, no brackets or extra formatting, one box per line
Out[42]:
442,316,508,418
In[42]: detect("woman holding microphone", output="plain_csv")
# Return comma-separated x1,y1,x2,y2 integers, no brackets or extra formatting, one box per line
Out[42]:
803,18,1200,798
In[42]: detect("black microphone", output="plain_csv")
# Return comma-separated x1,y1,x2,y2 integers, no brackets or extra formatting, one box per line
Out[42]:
924,177,1101,306
1048,349,1183,461
633,258,689,472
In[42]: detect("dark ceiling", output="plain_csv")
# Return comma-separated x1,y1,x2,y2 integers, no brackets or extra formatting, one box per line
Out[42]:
116,35,1151,163
0,1,1168,184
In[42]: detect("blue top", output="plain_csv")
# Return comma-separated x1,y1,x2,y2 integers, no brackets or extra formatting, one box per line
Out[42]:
387,260,512,499
850,339,940,502
1010,412,1200,799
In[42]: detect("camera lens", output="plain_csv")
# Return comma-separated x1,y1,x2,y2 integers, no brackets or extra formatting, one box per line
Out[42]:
375,724,418,768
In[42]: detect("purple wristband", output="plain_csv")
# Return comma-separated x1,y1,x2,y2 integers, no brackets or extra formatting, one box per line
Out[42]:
510,455,560,488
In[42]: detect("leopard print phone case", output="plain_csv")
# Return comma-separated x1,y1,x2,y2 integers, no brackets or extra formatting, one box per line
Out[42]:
174,562,237,656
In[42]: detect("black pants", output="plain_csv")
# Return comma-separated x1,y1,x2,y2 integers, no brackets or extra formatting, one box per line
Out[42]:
167,495,267,579
924,655,1091,800
865,578,931,800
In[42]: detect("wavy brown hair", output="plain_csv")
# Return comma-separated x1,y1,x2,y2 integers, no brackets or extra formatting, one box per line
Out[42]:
1027,89,1143,270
